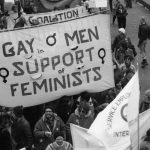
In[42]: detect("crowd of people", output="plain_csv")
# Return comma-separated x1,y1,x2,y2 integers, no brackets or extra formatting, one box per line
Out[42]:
0,0,150,150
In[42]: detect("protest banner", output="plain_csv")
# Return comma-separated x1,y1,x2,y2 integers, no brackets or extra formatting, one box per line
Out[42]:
0,13,114,107
26,6,88,26
70,124,106,150
89,72,139,150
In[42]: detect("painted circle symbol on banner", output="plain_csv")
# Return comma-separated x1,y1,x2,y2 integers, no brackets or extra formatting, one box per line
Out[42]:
98,48,106,64
0,67,9,83
46,33,57,46
121,104,128,122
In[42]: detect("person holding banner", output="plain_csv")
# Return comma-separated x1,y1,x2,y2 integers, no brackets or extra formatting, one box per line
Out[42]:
34,105,66,150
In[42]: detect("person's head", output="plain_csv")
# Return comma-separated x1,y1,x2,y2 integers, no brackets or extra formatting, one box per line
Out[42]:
44,105,54,119
53,7,60,11
78,101,90,117
65,5,70,9
118,4,124,9
32,5,38,13
80,92,91,102
118,28,126,35
54,131,64,146
124,57,132,68
140,16,147,25
12,5,18,12
13,106,23,119
1,113,12,128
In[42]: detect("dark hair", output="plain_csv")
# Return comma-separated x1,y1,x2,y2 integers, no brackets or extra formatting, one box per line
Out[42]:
53,131,64,139
80,92,91,102
44,105,54,112
13,106,23,117
1,113,12,127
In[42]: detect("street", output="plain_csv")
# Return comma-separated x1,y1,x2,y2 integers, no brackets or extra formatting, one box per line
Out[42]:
110,0,150,104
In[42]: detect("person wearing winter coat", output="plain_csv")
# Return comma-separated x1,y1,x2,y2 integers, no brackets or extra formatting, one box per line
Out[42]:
116,4,128,28
11,106,33,150
66,92,95,144
34,105,66,150
112,0,120,24
138,16,149,68
46,131,73,150
0,113,14,150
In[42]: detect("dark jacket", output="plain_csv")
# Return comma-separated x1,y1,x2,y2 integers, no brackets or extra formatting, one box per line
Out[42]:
116,5,128,18
138,23,148,43
11,116,33,150
34,114,66,150
66,108,94,143
0,128,13,150
112,33,126,52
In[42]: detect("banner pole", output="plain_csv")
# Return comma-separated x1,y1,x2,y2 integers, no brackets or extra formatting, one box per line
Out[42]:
137,113,140,150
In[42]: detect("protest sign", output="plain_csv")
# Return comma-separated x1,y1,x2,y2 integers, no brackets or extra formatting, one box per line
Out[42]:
89,72,139,150
26,6,88,26
70,124,106,150
0,13,114,107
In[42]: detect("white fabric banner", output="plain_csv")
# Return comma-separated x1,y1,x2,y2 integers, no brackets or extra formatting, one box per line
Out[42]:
129,108,150,150
95,0,108,8
87,0,108,8
26,6,88,26
88,72,139,150
0,13,114,107
70,124,106,150
127,72,140,122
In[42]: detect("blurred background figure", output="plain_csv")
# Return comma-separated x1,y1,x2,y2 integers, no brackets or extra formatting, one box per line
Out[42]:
140,89,150,113
140,128,150,150
116,3,128,29
138,16,149,68
0,113,14,150
11,106,33,150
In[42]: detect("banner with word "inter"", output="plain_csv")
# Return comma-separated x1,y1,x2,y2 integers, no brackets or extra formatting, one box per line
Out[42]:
0,13,114,107
26,6,88,26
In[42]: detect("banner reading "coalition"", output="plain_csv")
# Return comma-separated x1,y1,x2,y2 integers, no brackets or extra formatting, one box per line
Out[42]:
26,6,88,25
0,13,114,107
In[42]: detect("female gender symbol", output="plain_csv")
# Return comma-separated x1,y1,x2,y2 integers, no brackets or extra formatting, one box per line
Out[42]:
98,48,106,64
0,68,9,83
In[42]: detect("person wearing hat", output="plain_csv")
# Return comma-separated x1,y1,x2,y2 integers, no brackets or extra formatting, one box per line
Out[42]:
34,105,66,150
66,92,95,144
140,89,150,113
45,131,73,150
112,28,126,53
11,106,33,150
